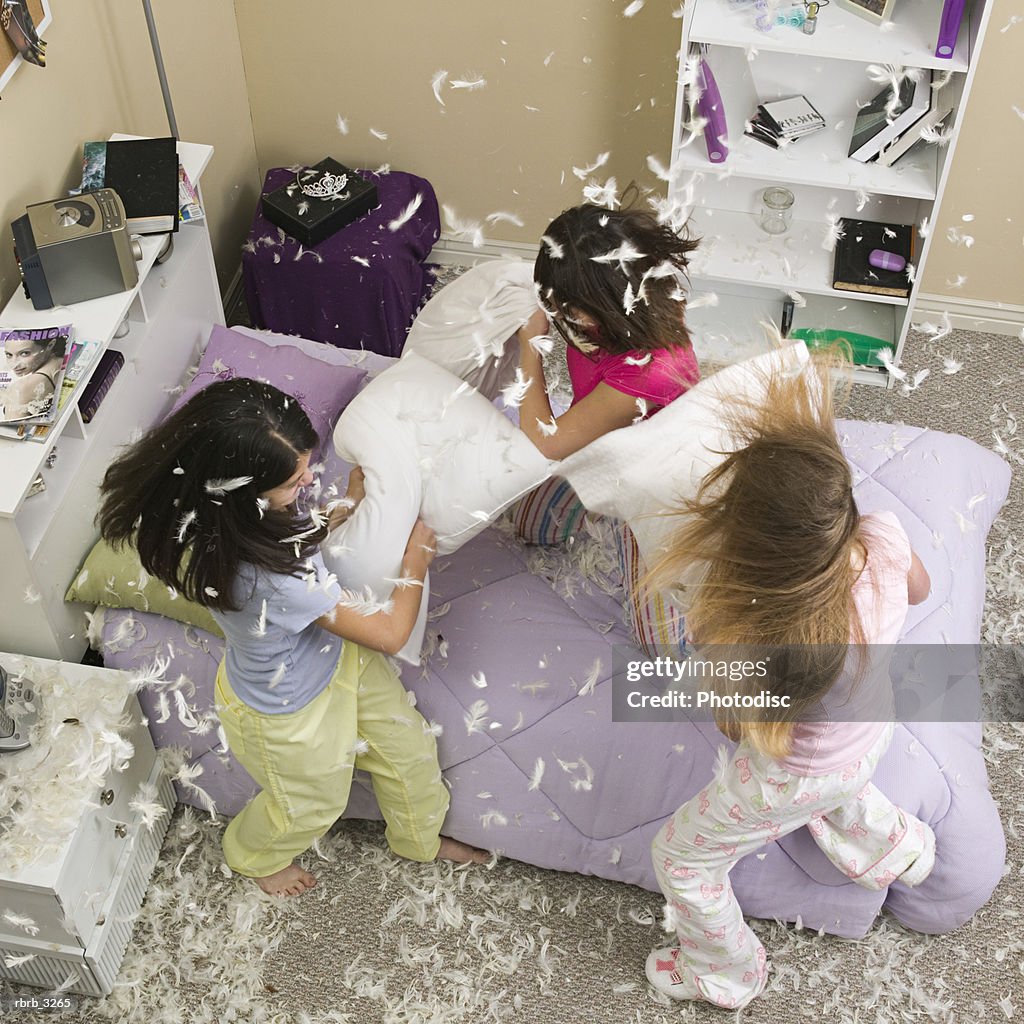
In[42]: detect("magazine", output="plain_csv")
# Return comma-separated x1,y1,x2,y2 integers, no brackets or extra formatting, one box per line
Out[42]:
0,324,74,426
0,339,101,442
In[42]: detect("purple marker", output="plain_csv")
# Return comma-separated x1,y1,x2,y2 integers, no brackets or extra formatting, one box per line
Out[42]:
697,58,729,164
935,0,966,58
869,248,906,273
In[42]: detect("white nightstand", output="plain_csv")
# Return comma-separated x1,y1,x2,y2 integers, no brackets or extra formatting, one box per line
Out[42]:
0,654,174,997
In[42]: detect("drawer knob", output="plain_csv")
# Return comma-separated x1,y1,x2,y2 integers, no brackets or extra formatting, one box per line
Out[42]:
114,823,128,839
101,789,115,805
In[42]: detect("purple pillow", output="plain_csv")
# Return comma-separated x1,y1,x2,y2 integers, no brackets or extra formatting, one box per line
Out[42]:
171,325,367,460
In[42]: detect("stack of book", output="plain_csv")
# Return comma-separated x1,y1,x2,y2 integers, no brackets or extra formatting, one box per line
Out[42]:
746,95,825,149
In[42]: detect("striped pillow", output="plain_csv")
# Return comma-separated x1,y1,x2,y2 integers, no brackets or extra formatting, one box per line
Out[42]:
513,476,589,546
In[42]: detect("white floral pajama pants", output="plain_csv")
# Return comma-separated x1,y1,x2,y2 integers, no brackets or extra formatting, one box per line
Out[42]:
651,724,935,1009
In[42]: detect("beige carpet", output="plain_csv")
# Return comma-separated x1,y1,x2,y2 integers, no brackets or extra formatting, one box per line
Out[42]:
21,322,1024,1024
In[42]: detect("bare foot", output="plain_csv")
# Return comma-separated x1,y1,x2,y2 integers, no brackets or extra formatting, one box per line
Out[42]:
437,836,490,864
254,862,317,896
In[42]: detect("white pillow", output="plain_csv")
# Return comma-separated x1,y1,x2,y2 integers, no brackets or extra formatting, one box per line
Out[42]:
328,351,553,663
402,259,538,400
559,343,811,578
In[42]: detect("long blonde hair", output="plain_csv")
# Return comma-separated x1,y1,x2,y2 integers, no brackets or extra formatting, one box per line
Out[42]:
644,354,865,758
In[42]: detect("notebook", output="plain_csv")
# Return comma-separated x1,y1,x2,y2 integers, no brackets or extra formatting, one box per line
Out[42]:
81,137,179,234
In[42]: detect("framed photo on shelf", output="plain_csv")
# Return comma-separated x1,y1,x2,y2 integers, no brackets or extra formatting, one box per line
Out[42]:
837,0,897,23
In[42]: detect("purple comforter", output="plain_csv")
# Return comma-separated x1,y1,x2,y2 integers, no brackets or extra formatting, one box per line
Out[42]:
101,418,1009,939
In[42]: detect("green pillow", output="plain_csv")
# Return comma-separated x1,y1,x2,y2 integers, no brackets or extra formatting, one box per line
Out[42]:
65,538,224,638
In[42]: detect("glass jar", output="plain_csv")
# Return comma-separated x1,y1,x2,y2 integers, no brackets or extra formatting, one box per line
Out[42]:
759,187,794,235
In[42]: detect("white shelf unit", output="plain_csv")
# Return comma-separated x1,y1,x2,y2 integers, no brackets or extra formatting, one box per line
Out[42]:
670,0,992,385
0,140,224,661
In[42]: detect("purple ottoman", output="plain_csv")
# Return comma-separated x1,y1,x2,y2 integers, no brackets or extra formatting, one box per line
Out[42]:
242,167,440,357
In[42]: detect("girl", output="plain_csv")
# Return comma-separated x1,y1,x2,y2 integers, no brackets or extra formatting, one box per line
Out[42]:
97,378,485,897
513,201,701,544
642,357,934,1009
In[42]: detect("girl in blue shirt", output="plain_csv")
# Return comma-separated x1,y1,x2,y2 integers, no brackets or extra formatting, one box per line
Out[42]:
98,378,485,896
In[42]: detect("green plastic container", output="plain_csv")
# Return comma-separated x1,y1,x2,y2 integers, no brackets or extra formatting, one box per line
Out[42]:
789,328,894,368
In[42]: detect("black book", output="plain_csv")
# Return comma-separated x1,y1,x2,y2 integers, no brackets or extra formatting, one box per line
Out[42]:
832,218,914,298
82,137,179,234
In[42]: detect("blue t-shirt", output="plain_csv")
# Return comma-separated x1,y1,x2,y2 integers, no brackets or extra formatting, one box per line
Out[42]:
211,551,343,714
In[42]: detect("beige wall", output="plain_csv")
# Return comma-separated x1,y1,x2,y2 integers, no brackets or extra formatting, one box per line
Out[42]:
232,0,679,245
233,0,1021,306
920,0,1024,304
1,0,1018,312
0,0,258,308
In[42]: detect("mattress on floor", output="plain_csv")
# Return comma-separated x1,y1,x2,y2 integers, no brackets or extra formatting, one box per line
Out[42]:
99,418,1010,939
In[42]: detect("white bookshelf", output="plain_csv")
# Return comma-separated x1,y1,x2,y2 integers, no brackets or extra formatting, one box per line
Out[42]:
0,140,224,660
671,0,993,386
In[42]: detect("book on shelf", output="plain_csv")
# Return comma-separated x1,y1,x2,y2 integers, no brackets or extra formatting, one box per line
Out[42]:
78,349,125,424
847,72,931,163
80,136,179,234
876,73,956,167
832,218,915,298
757,95,826,140
0,324,73,431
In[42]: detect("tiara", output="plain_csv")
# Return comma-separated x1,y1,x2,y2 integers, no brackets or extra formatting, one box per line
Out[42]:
296,168,350,201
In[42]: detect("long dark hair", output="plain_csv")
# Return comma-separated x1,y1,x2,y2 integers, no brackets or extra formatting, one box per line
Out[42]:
97,378,326,611
534,199,701,355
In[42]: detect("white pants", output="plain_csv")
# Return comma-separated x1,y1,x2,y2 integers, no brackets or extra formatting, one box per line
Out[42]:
651,724,934,1009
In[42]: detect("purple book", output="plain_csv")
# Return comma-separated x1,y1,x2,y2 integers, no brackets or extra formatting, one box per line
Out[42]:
78,348,124,423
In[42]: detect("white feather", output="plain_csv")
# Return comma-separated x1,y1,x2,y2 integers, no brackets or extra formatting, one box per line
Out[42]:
572,151,610,180
501,367,533,409
388,193,424,232
591,241,646,266
431,69,448,106
204,476,253,495
528,757,545,791
176,509,196,543
464,699,489,735
541,234,564,259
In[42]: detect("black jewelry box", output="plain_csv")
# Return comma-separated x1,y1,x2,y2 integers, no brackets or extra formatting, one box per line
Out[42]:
260,159,379,247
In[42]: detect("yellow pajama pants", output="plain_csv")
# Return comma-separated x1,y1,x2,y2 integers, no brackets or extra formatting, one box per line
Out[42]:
214,640,449,878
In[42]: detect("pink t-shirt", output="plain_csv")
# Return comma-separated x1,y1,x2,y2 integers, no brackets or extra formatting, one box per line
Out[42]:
566,343,700,414
779,511,913,777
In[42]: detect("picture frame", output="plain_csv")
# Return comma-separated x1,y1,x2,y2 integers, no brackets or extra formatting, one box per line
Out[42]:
836,0,897,24
0,0,52,96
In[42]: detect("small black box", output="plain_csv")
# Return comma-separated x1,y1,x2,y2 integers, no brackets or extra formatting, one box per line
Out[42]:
260,159,379,247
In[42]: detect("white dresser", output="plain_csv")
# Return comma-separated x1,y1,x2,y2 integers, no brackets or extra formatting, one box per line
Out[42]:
0,138,224,662
0,654,174,997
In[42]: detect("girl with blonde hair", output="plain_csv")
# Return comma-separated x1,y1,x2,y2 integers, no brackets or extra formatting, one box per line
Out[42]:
643,355,935,1009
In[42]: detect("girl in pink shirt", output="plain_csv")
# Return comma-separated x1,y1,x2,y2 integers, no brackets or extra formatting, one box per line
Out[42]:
642,357,935,1010
514,202,700,545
